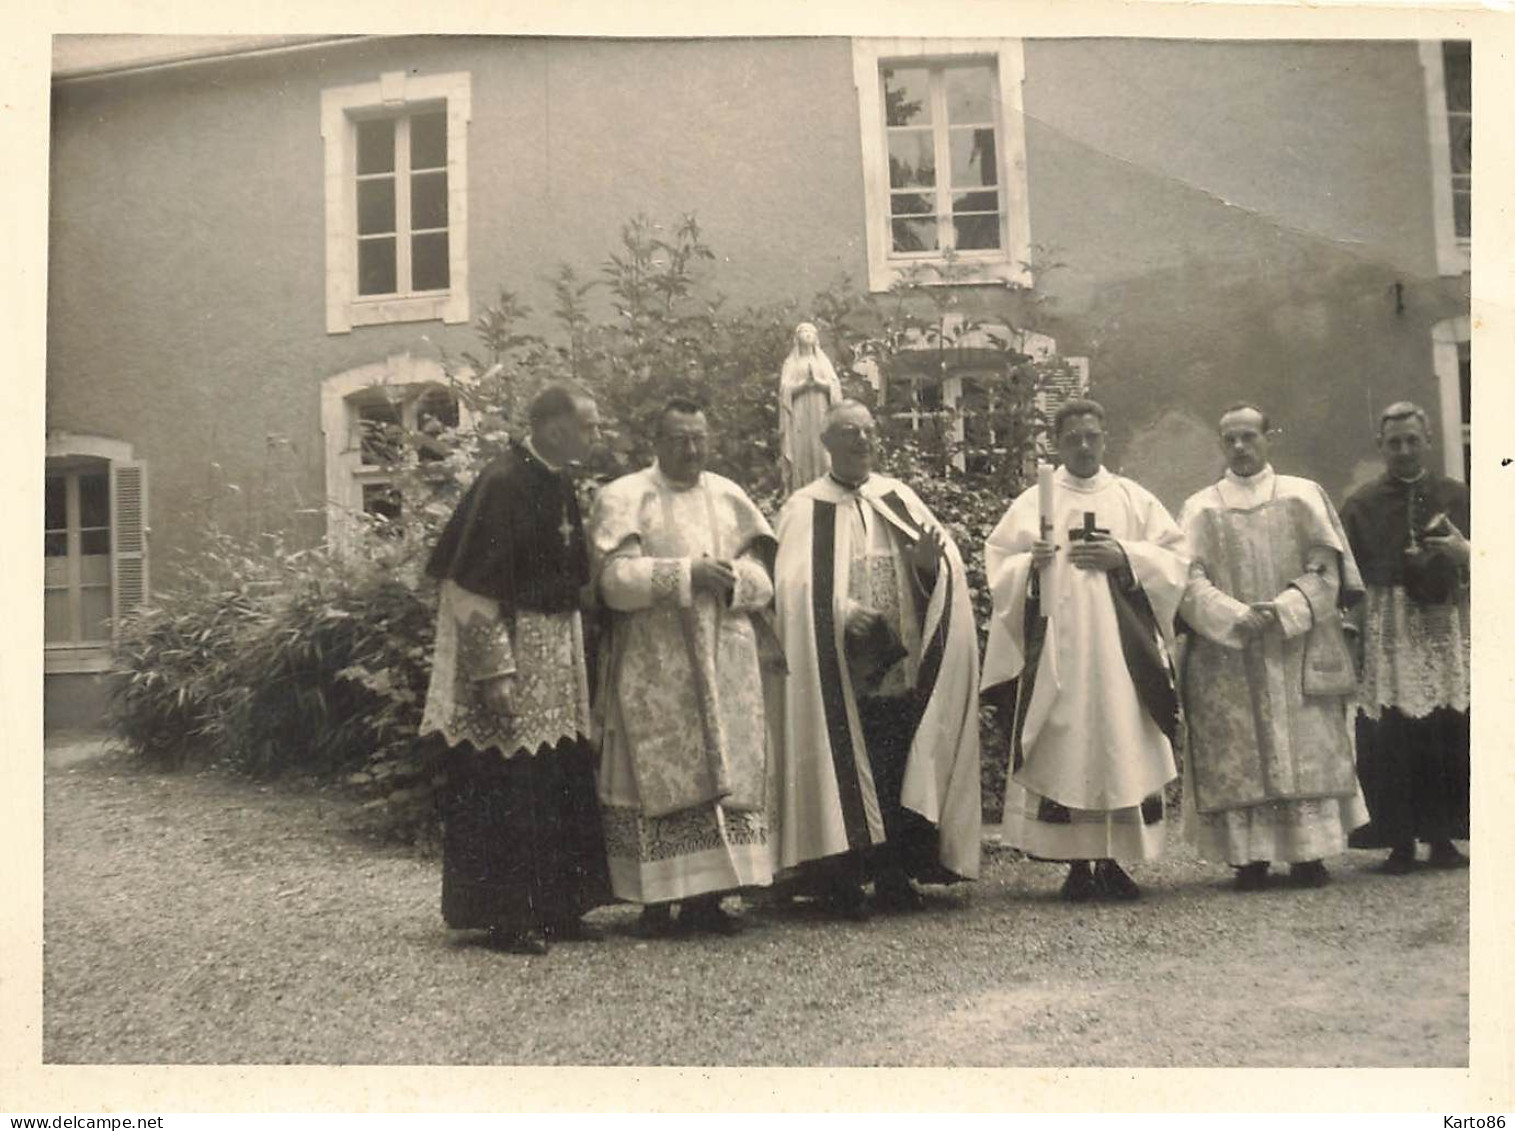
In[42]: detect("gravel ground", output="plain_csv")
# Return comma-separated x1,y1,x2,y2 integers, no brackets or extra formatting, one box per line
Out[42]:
43,737,1469,1067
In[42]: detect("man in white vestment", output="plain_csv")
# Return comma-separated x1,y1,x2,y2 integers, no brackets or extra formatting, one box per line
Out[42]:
982,398,1188,902
589,399,776,937
772,401,982,918
1178,404,1368,890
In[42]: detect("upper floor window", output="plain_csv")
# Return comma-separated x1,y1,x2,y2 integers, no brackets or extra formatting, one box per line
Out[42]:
853,39,1032,293
322,71,472,334
1419,41,1471,276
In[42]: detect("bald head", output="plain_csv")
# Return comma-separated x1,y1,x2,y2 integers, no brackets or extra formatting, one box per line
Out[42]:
822,399,877,482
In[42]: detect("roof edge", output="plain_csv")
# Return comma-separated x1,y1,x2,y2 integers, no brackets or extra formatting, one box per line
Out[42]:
52,35,375,82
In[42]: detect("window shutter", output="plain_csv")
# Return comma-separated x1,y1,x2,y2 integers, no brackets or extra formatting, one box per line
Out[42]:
110,460,148,634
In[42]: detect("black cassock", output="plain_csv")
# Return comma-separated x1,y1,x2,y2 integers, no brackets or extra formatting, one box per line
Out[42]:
1340,472,1471,849
424,443,610,932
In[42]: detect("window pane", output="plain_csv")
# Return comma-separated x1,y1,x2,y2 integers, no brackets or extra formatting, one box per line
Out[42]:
412,231,450,291
46,476,65,531
410,110,448,170
1442,42,1470,112
882,66,932,127
81,529,110,556
81,586,112,641
78,472,110,528
891,217,937,253
954,212,1002,251
416,387,460,429
80,553,110,585
411,170,449,230
950,128,998,187
45,532,67,558
358,238,397,296
359,402,403,465
890,191,934,217
1453,189,1470,240
356,118,396,175
946,64,996,123
1448,116,1470,176
953,190,1000,214
44,589,71,644
357,179,396,236
887,130,936,189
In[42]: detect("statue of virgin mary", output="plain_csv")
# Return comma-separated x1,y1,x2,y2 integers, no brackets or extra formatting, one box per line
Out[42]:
778,322,843,494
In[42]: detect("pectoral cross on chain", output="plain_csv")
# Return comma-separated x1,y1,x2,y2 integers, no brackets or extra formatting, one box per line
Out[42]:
1068,511,1109,542
557,511,575,549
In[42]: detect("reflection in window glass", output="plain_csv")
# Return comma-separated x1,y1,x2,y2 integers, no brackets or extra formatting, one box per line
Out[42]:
357,180,397,236
411,171,449,230
46,476,65,531
880,58,1002,259
79,473,110,528
946,65,995,123
883,67,932,127
412,232,450,291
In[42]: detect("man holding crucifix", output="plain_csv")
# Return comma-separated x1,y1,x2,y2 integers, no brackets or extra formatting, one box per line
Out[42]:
982,398,1189,902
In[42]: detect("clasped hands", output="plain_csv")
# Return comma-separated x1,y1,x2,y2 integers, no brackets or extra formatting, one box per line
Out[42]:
692,556,738,600
1237,602,1280,640
1032,532,1125,572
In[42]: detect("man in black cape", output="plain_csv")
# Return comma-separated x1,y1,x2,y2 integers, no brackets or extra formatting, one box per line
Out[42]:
1341,401,1471,873
420,384,610,954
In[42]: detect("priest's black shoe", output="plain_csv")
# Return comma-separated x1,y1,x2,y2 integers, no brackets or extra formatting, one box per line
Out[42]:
633,904,677,939
1232,861,1270,892
1379,844,1417,875
1060,861,1097,903
682,899,745,936
1095,860,1141,901
1289,860,1331,888
545,917,604,942
823,882,872,921
488,926,550,955
1428,841,1470,870
873,876,926,913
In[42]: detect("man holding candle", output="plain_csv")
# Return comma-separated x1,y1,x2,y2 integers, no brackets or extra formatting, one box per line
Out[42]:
1177,404,1367,890
982,398,1189,902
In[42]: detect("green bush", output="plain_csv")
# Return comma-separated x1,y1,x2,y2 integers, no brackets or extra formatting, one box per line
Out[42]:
112,213,1075,834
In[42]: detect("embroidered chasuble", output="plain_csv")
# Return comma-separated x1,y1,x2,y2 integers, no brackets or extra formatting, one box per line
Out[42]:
589,464,776,904
420,444,608,932
982,467,1187,862
1178,466,1368,864
772,473,982,881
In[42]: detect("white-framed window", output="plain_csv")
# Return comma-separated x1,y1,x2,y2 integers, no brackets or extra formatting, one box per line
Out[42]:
322,71,472,334
1419,40,1471,277
853,39,1032,293
874,320,1083,473
44,434,147,674
321,353,476,554
1431,316,1470,483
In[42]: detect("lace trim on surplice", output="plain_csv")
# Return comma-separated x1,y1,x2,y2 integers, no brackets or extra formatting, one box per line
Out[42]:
1357,584,1470,720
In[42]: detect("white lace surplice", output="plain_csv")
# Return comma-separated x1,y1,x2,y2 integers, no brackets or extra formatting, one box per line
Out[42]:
1357,585,1470,721
420,580,591,759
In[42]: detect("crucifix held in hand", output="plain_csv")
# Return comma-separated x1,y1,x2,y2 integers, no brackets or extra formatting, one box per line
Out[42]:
1069,511,1109,543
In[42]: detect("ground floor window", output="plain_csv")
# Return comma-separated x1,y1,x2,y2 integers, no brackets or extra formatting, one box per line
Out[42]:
44,436,148,672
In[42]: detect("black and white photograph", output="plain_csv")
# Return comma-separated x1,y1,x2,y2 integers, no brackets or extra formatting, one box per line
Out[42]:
8,0,1514,1113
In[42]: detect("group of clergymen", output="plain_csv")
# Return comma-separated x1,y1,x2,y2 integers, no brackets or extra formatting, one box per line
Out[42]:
418,382,1471,954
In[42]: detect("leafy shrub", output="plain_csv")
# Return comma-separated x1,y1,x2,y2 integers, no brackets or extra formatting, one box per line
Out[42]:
112,213,1077,835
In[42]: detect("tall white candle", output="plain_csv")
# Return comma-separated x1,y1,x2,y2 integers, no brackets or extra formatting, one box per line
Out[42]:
1037,462,1056,539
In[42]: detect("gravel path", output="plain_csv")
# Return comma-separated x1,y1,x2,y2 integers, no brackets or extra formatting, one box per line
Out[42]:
43,739,1468,1067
